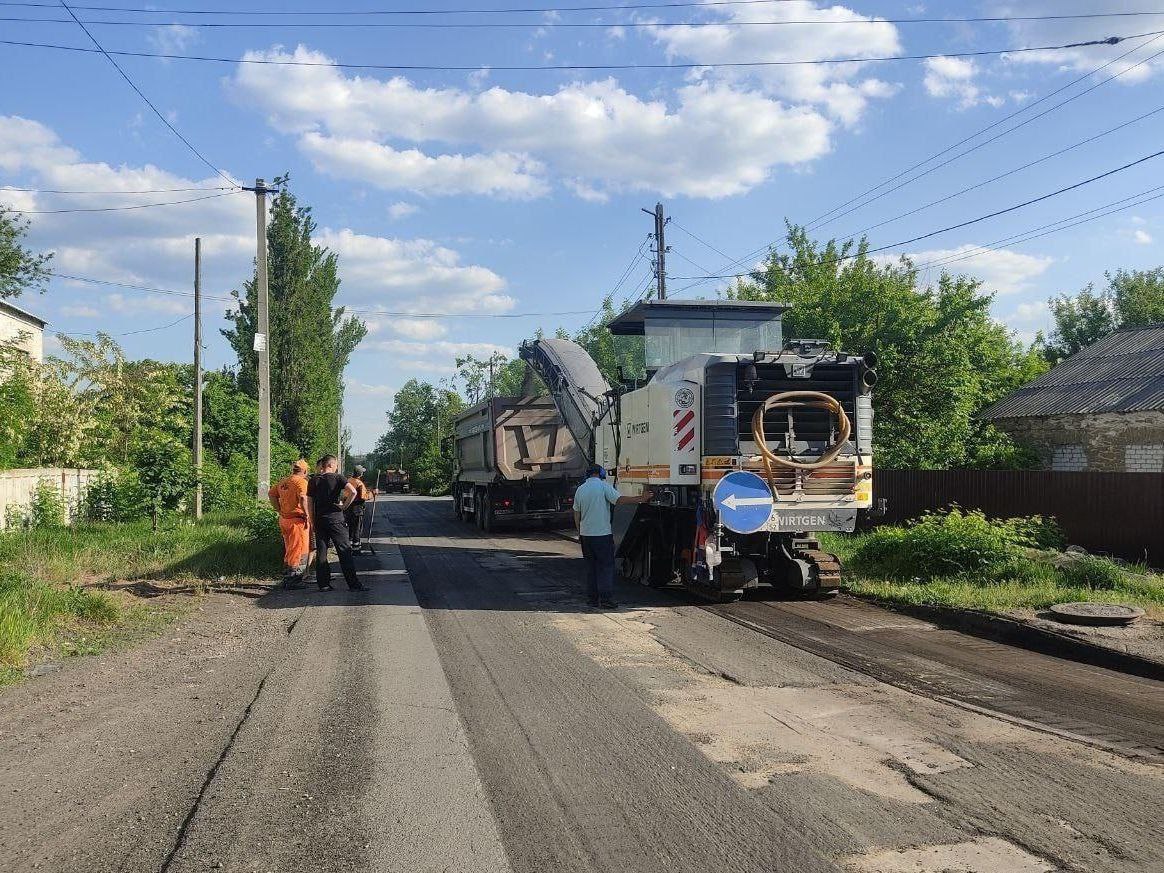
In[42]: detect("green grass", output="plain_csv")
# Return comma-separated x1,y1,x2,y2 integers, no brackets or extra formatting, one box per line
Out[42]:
0,512,280,684
820,530,1164,618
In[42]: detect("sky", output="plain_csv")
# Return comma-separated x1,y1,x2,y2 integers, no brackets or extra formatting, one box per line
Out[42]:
1,0,1162,451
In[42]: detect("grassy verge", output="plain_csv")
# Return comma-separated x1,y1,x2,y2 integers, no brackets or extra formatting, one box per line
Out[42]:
0,511,280,685
821,515,1164,620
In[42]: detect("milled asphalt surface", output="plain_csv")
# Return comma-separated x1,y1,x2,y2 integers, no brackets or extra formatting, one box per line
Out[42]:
3,494,1164,872
0,506,509,873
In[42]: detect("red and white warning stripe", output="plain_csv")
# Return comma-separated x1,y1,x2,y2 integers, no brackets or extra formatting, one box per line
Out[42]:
673,408,696,452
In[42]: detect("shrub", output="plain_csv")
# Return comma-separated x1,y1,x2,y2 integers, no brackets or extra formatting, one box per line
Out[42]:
998,514,1066,551
0,570,119,669
29,480,67,529
241,502,280,543
853,508,1015,580
1059,555,1126,591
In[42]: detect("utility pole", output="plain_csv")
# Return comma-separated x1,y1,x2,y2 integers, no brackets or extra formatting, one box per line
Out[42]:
642,202,669,299
193,237,203,520
338,403,344,470
252,178,271,502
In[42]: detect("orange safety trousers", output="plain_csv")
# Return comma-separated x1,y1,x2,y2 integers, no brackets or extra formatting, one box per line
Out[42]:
278,515,310,571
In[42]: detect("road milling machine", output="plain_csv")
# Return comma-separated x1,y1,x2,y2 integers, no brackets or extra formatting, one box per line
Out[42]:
520,299,876,601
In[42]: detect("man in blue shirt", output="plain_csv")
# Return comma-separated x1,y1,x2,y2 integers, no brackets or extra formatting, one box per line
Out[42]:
573,465,653,609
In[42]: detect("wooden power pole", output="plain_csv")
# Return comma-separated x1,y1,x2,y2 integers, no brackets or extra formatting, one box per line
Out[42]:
253,178,271,502
193,236,203,519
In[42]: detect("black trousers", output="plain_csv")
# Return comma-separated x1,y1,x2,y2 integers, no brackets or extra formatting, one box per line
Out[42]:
314,513,359,589
345,502,365,545
580,534,616,602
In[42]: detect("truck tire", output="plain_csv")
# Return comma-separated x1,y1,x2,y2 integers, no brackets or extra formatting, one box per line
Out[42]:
453,488,464,520
480,496,494,534
474,492,484,530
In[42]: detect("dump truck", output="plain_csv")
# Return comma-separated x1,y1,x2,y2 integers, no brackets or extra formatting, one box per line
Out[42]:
451,395,588,532
382,469,410,493
520,299,875,601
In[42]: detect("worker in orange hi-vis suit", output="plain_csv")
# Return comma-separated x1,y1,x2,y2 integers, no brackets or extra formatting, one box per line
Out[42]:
267,459,313,590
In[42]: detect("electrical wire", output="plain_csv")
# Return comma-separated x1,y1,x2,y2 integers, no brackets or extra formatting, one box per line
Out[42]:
2,30,1157,71
805,31,1164,232
670,219,733,262
55,1,238,188
836,101,1164,241
5,189,242,213
11,11,1164,29
0,1,957,16
63,312,193,337
0,184,234,194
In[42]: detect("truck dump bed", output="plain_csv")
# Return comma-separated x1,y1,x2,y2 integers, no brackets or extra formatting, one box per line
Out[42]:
453,396,587,485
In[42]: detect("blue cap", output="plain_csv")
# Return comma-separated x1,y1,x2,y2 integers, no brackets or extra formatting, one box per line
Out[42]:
587,464,607,480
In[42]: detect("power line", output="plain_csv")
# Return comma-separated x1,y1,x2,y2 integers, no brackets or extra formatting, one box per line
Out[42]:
837,101,1164,241
12,11,1164,29
668,33,1164,298
5,189,242,213
670,219,733,262
1,184,233,194
55,1,238,187
0,1,929,16
805,31,1164,232
666,149,1164,282
63,313,193,337
2,30,1156,71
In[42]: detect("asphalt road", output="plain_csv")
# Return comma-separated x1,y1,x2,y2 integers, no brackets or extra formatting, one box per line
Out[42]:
3,495,1163,873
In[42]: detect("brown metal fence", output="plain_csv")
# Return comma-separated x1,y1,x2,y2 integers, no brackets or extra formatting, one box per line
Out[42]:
870,470,1164,566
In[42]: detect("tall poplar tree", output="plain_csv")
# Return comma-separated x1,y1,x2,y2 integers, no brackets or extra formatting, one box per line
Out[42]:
223,185,366,460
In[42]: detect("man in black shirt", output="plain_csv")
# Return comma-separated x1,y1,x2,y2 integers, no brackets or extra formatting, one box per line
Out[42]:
308,455,365,592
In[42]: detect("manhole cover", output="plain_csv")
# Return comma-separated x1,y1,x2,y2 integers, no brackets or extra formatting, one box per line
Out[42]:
1049,602,1145,626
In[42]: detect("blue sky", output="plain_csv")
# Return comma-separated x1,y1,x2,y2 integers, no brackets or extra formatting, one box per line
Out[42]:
2,0,1163,451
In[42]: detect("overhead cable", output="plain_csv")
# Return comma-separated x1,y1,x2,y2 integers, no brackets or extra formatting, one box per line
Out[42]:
1,29,1157,71
5,189,242,213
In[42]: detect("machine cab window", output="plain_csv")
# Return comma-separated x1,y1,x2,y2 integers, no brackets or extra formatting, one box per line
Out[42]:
608,300,786,372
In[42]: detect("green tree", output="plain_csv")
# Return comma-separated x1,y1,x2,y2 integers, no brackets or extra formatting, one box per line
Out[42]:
732,224,1045,469
0,208,51,300
572,295,646,385
223,184,367,460
370,379,464,494
1045,267,1164,361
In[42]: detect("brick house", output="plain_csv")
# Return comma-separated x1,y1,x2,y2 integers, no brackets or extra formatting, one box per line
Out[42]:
980,324,1164,472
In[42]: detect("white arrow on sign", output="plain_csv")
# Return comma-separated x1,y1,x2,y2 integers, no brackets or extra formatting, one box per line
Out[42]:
722,493,773,511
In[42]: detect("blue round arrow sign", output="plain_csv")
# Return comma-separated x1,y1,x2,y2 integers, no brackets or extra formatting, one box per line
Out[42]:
712,470,775,534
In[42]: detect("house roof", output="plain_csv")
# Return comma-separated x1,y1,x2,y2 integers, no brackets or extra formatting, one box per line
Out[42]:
980,323,1164,420
0,298,48,329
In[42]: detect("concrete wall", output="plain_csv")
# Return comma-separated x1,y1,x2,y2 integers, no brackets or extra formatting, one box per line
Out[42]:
0,469,101,530
992,410,1164,472
0,309,45,362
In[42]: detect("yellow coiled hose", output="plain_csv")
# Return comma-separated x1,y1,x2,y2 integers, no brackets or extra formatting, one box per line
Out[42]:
750,391,852,495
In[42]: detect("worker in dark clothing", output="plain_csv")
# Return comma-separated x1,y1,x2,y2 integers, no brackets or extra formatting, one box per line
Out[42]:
345,465,374,550
308,455,366,592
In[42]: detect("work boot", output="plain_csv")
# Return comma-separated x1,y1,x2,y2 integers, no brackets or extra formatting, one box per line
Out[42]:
348,581,368,592
599,599,619,610
281,574,306,591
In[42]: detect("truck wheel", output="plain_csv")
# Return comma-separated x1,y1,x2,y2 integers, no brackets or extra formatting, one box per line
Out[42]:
474,493,484,530
454,489,463,520
480,499,494,534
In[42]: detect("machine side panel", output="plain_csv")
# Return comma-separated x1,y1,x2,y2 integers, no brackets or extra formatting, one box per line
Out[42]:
665,381,700,486
702,362,739,456
614,387,651,496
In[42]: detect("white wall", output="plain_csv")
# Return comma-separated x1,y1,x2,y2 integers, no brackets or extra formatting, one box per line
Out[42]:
0,308,44,362
0,469,100,529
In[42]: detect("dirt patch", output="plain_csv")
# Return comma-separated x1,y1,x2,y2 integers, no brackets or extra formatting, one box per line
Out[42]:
1008,607,1164,667
843,837,1054,872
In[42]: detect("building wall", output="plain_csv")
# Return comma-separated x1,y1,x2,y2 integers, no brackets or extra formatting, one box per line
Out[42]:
992,410,1164,472
0,469,101,530
0,309,45,362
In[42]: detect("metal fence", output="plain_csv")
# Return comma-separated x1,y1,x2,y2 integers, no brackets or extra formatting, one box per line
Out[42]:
0,468,101,530
871,469,1164,566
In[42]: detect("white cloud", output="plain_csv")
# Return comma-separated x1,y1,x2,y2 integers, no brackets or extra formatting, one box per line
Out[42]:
230,46,834,199
1134,229,1153,245
300,132,549,199
1002,1,1163,82
105,292,192,316
59,304,100,318
923,57,1002,109
647,1,902,125
900,245,1054,294
148,24,199,55
318,228,513,314
344,379,398,397
387,201,418,220
0,115,510,326
385,318,448,340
